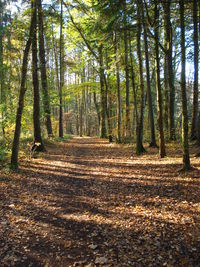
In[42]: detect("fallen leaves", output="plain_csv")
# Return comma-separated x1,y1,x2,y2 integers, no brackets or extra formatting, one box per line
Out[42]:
0,137,200,266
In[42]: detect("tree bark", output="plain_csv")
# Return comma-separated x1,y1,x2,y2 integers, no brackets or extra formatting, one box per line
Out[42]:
99,45,107,138
142,1,157,147
154,1,166,158
136,0,145,154
123,0,130,137
129,32,138,132
59,0,64,138
11,9,35,169
114,31,121,143
37,0,53,137
32,0,45,151
190,0,199,140
162,0,176,140
0,5,5,136
179,0,191,170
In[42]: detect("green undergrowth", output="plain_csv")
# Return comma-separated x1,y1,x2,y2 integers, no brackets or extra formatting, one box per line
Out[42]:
0,134,73,169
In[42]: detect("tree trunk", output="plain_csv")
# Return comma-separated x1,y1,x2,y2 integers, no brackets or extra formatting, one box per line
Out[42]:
142,1,157,147
154,1,166,158
123,0,130,137
59,0,64,138
114,32,121,143
129,32,138,134
32,0,45,151
37,0,53,136
99,44,107,138
179,0,191,170
0,7,5,136
162,2,169,134
136,0,145,154
191,0,199,140
162,0,176,141
11,9,35,169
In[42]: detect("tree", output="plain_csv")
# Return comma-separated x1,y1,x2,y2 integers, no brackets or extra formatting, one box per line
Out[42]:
162,0,176,141
38,0,53,137
114,31,121,143
123,0,130,137
11,8,35,169
190,0,199,140
179,0,190,170
32,0,45,151
136,0,145,154
154,0,166,158
59,0,64,138
142,0,157,147
0,0,6,136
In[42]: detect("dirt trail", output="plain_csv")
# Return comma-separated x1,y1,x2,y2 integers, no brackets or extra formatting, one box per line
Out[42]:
0,137,200,266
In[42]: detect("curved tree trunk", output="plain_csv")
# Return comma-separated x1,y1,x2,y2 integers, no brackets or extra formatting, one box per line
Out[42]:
11,8,35,169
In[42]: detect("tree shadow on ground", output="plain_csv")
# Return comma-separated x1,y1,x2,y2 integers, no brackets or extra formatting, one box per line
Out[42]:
1,137,200,266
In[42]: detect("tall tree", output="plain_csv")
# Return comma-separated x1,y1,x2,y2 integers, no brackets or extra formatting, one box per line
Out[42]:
11,8,35,169
162,0,176,141
114,31,121,143
136,0,145,154
154,0,166,158
32,0,45,151
123,0,130,137
38,0,53,137
142,0,157,147
179,0,190,170
0,0,5,136
59,0,64,138
190,0,199,140
99,44,107,138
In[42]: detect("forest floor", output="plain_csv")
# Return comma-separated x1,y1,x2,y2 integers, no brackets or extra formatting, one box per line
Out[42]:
0,137,200,267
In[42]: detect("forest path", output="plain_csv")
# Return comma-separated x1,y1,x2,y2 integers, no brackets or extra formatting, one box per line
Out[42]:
1,137,200,266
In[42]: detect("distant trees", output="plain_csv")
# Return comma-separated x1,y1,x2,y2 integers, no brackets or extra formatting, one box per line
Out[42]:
0,0,196,170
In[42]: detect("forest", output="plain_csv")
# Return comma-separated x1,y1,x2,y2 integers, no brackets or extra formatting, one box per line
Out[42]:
0,0,200,266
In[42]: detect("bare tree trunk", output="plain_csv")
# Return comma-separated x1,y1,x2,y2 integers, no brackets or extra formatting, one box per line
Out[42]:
38,0,53,136
123,0,130,137
179,0,191,170
154,1,166,158
32,0,45,151
162,0,176,141
99,45,107,138
162,2,169,134
114,31,121,143
0,6,5,136
129,32,138,133
191,0,199,140
136,0,145,154
11,9,35,169
142,1,157,147
59,0,64,138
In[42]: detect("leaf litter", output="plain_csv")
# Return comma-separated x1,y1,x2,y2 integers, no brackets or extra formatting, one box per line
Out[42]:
0,137,200,266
